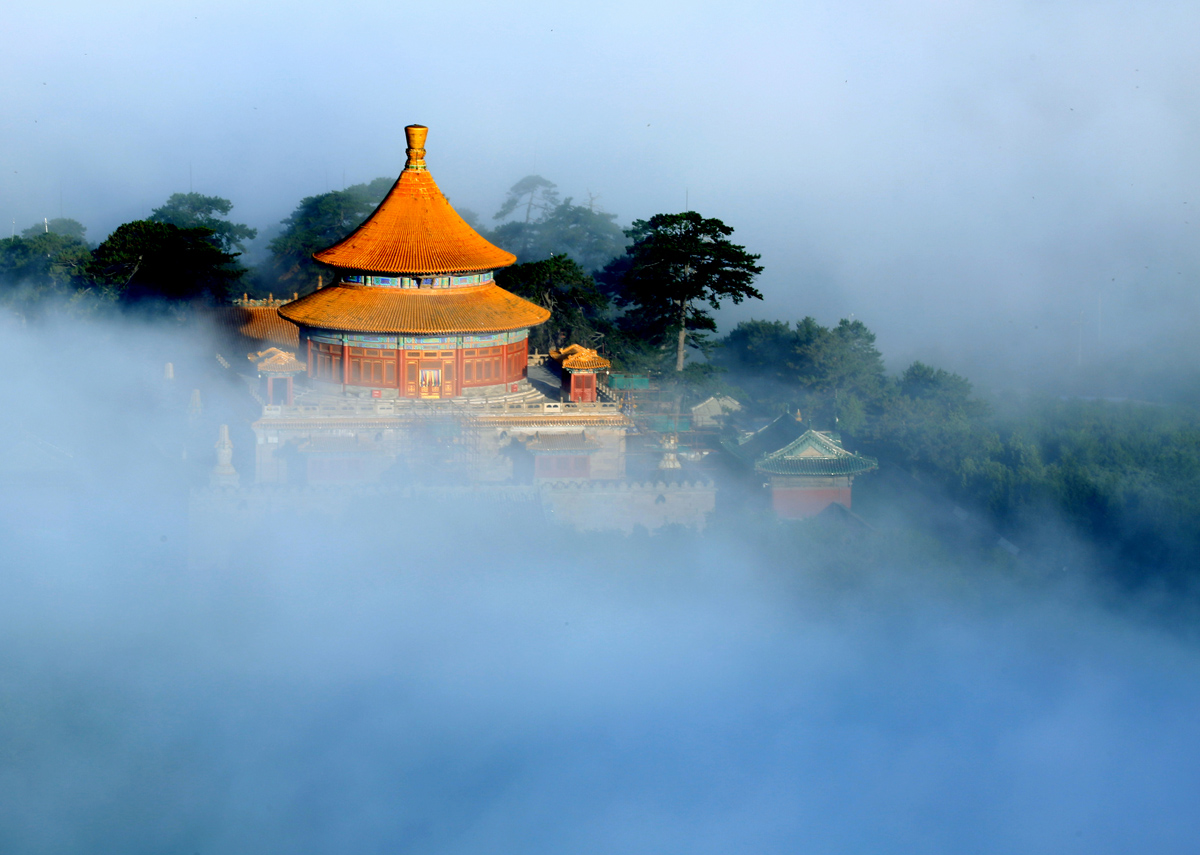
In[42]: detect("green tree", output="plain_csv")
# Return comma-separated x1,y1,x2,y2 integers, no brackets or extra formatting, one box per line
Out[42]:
493,175,560,225
528,199,627,272
612,212,762,374
21,218,88,243
718,317,889,431
790,319,886,411
720,319,798,381
89,220,242,305
496,255,611,353
490,178,626,271
491,175,560,260
897,362,989,417
866,361,996,481
266,177,393,294
150,193,257,253
0,231,92,313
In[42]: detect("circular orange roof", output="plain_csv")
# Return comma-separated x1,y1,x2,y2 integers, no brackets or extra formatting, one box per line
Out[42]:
313,127,516,275
278,283,549,335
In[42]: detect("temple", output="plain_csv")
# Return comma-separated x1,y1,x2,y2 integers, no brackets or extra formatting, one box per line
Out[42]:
209,125,715,535
278,126,549,401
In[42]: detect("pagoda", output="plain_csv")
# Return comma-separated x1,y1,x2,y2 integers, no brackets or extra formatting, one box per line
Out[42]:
278,125,550,400
229,125,715,534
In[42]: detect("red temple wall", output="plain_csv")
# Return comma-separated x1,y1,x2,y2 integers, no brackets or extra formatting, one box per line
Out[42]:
302,334,528,398
770,486,852,519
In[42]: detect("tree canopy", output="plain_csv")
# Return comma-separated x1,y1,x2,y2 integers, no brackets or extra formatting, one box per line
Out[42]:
89,220,243,305
495,255,611,354
719,317,887,431
610,212,762,373
493,175,561,227
489,176,627,272
21,218,88,243
265,177,393,295
0,232,92,314
150,193,257,253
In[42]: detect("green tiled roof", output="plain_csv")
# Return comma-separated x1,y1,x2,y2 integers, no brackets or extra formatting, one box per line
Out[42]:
723,416,877,478
755,453,877,476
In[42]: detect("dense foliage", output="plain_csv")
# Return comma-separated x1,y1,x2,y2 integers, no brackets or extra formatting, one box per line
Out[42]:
495,255,611,353
0,231,93,315
264,177,394,294
89,220,243,305
608,212,763,373
489,175,627,272
717,315,1200,584
21,217,88,242
150,193,257,253
2,198,250,312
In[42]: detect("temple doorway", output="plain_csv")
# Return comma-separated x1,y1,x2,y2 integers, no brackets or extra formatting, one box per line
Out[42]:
419,364,443,398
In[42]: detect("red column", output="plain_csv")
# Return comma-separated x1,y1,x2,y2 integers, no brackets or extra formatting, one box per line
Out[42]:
286,376,294,405
342,342,350,386
306,337,313,378
266,376,275,405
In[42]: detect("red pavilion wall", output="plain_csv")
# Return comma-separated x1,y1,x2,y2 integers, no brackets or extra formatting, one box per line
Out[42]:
769,480,853,519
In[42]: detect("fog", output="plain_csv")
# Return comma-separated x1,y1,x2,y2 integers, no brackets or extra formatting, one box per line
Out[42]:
2,310,1200,853
5,1,1200,391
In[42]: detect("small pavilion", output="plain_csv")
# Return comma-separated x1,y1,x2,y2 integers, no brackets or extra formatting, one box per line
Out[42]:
724,414,877,518
249,347,306,406
550,344,611,402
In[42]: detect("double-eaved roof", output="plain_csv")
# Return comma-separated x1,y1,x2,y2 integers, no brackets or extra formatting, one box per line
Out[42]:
276,124,546,338
723,415,877,477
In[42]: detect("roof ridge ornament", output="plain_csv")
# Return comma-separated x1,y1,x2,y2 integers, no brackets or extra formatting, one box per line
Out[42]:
405,124,428,171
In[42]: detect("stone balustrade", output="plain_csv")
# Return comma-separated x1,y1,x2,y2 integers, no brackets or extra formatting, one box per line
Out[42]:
259,398,623,420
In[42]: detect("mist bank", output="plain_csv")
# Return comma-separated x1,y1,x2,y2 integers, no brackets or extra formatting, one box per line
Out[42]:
6,520,1200,854
0,310,1199,852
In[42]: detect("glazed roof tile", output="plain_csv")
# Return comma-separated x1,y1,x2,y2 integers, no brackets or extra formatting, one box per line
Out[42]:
755,453,878,476
212,306,300,348
551,344,611,372
278,283,550,334
250,347,306,374
723,414,806,464
723,417,877,477
313,128,516,275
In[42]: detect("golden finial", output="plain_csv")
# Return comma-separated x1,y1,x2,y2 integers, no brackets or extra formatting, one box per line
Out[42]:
405,124,428,171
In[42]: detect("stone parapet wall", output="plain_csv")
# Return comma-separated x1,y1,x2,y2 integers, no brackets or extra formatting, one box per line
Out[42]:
188,478,715,569
541,479,716,533
188,483,542,569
